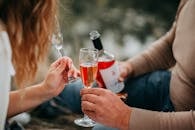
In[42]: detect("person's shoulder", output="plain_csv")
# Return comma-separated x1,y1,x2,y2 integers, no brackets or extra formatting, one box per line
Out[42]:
174,0,189,21
0,19,6,32
0,20,9,39
0,20,8,39
0,20,10,54
177,0,189,15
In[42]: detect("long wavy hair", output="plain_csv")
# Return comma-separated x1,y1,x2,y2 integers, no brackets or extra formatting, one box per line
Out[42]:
0,0,59,87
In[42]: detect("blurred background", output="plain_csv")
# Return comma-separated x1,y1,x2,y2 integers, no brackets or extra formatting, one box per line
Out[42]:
29,0,180,129
51,0,180,67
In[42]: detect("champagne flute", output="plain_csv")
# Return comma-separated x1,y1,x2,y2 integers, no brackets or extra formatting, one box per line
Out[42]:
52,30,64,57
52,16,64,57
51,20,78,83
74,48,98,127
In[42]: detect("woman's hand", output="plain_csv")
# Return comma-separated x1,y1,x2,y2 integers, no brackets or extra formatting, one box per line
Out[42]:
8,57,79,117
81,88,132,130
41,56,77,98
68,64,80,79
118,61,134,82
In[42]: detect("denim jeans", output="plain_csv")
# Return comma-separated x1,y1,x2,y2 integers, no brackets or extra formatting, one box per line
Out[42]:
123,70,174,112
58,78,83,113
58,70,174,130
62,70,174,112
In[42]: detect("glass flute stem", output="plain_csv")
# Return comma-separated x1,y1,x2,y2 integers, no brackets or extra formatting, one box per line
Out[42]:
54,46,79,83
57,48,63,57
74,85,96,127
54,46,64,58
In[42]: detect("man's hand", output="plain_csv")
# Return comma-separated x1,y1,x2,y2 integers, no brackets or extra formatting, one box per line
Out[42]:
118,61,134,82
81,88,132,130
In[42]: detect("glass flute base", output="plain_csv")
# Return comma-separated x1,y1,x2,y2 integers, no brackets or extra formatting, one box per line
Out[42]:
74,115,96,127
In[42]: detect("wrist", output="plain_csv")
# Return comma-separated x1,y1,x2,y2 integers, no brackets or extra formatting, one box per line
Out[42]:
126,60,135,77
117,106,132,130
39,81,53,101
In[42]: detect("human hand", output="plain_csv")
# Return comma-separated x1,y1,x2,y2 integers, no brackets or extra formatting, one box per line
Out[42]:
67,64,80,79
118,61,134,82
41,56,74,98
81,88,131,130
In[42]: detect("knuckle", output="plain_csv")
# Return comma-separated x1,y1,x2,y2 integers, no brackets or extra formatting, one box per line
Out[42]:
82,95,87,101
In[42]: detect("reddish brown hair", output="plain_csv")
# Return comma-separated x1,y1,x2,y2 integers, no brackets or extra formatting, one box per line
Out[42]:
0,0,59,87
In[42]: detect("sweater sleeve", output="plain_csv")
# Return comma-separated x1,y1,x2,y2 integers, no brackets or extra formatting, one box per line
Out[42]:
129,0,188,77
129,108,195,130
129,22,176,77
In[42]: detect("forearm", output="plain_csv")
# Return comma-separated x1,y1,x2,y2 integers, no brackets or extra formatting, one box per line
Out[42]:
7,57,73,118
127,23,176,77
129,108,195,130
8,82,50,117
128,43,175,77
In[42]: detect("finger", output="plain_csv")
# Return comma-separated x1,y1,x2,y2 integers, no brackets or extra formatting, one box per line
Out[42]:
56,57,72,73
63,72,68,83
72,70,81,78
67,69,76,78
76,71,81,77
118,76,124,82
82,110,96,121
55,60,67,73
50,57,65,68
80,88,105,96
68,65,80,78
49,61,60,72
82,94,99,104
73,69,80,77
82,100,96,112
65,59,73,72
62,56,72,62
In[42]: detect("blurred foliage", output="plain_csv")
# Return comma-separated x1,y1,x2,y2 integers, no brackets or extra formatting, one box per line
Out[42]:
70,0,180,21
56,0,180,63
109,0,180,21
60,0,180,41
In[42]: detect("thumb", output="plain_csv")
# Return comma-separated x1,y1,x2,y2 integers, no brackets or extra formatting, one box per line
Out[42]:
56,60,66,73
118,75,125,82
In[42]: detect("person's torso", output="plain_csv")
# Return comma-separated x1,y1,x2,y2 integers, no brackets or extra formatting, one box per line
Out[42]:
0,21,15,130
171,0,195,111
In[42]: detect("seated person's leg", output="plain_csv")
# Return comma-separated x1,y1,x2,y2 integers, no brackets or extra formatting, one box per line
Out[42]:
93,123,118,130
59,70,173,114
58,79,83,113
123,70,174,112
60,70,172,113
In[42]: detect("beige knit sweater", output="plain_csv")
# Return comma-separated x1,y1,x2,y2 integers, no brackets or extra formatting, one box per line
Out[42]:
129,0,195,129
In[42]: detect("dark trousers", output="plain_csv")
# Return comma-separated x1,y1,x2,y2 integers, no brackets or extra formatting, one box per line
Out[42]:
60,70,174,112
123,70,174,112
